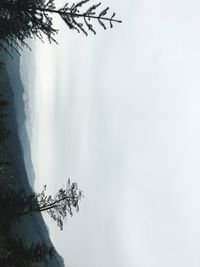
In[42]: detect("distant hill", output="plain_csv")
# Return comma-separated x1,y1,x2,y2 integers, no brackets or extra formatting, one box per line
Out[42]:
0,51,65,267
4,52,36,188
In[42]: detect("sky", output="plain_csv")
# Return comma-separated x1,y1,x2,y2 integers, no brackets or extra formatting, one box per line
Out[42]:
20,0,200,266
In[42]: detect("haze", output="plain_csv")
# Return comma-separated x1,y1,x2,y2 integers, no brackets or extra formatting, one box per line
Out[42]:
20,0,200,266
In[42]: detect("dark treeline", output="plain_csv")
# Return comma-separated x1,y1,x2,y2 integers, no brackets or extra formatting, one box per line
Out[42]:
0,88,83,266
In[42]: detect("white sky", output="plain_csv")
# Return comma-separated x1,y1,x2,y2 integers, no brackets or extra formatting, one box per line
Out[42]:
21,0,200,266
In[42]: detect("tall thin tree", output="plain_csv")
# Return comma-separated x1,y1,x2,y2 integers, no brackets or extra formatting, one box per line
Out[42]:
0,179,83,230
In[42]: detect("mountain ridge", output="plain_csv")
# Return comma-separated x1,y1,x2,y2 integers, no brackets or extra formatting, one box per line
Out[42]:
0,51,65,267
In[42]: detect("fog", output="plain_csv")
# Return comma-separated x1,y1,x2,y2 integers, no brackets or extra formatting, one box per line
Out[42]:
21,0,200,266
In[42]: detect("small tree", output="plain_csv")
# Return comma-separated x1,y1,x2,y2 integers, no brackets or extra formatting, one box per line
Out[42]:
0,0,122,54
0,179,83,230
21,179,83,230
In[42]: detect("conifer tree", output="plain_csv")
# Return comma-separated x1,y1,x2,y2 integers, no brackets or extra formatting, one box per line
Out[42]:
0,179,83,230
19,179,83,230
0,0,122,55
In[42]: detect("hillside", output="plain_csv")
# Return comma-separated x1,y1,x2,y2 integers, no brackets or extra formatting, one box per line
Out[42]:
0,51,65,267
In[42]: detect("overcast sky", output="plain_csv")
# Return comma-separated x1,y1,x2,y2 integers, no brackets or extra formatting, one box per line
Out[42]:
21,1,200,266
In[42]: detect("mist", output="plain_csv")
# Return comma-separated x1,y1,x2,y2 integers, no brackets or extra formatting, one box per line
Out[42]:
20,1,200,266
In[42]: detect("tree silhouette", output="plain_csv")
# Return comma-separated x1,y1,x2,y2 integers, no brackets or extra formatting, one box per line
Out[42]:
0,0,122,55
20,179,83,230
0,179,83,230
